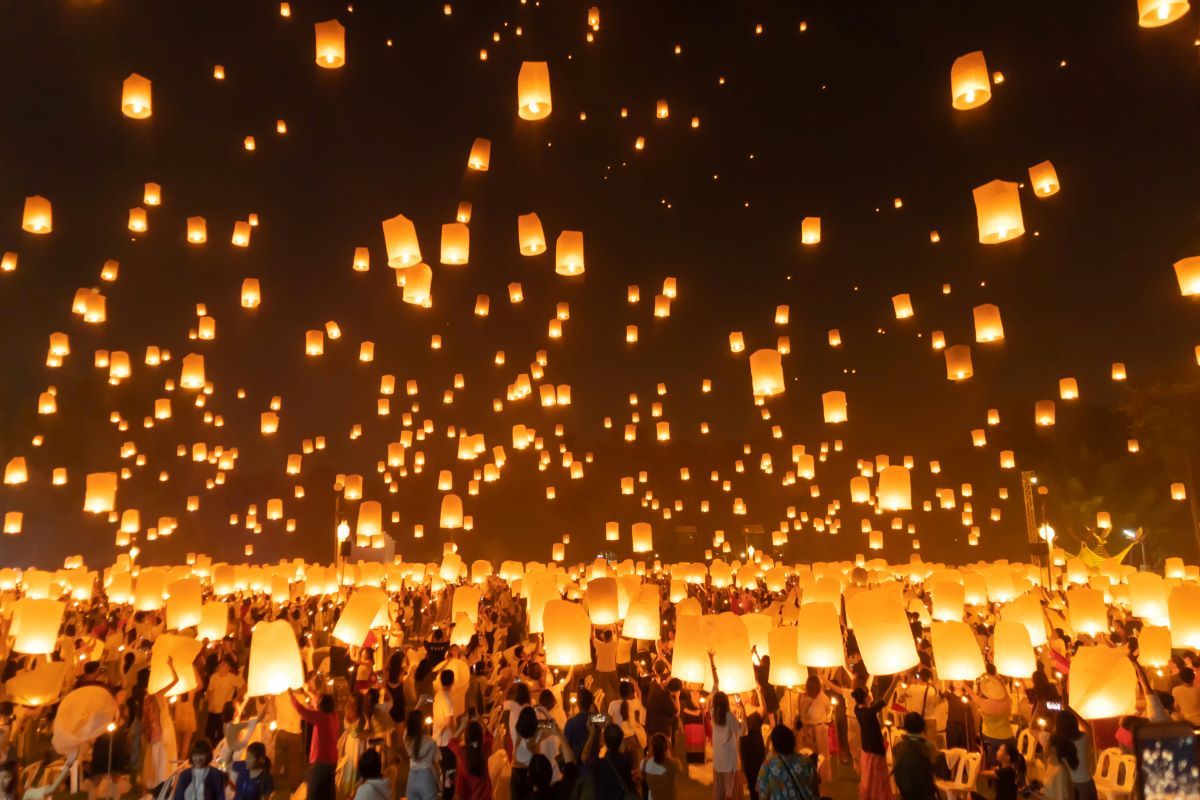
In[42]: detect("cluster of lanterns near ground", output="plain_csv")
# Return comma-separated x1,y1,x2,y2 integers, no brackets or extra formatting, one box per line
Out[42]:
0,0,1197,570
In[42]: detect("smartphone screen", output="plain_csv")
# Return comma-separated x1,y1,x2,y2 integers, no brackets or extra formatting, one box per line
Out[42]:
1136,722,1200,800
589,713,608,725
537,719,554,730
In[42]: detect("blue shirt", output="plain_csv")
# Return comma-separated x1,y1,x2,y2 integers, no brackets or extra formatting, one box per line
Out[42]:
564,711,590,757
231,762,274,800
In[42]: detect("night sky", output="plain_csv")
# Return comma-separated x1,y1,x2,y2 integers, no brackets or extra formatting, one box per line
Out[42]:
0,0,1198,568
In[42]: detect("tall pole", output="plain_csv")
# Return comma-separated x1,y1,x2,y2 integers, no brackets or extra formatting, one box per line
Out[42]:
1020,470,1040,565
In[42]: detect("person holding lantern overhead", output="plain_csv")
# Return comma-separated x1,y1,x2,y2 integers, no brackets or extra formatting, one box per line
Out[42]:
288,686,340,800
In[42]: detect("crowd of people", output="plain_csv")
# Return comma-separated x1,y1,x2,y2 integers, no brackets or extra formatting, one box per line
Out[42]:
0,567,1196,800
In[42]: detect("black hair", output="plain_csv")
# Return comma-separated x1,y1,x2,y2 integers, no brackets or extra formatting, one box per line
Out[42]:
464,720,487,778
318,693,336,714
515,706,539,740
357,748,383,780
577,687,594,713
650,732,670,764
712,692,730,726
902,712,925,735
602,723,625,754
190,737,215,765
246,741,270,772
538,689,557,711
528,754,553,789
770,725,796,755
440,669,455,689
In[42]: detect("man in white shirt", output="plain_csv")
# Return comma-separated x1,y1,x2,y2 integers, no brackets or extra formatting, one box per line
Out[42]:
272,691,305,796
431,670,458,800
204,658,245,742
1171,667,1200,725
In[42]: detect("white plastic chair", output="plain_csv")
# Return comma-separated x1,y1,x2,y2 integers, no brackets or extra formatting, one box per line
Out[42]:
936,750,981,800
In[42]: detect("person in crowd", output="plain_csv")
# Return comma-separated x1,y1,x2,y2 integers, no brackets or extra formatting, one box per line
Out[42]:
406,709,441,800
353,749,391,800
754,725,818,800
1053,709,1097,800
890,712,937,800
710,692,745,800
288,687,340,800
641,732,681,800
449,719,494,800
172,738,227,800
231,741,274,800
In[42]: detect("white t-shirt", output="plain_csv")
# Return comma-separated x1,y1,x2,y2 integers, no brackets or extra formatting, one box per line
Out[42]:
207,671,244,713
1172,684,1200,725
432,689,456,746
594,637,618,673
711,715,744,773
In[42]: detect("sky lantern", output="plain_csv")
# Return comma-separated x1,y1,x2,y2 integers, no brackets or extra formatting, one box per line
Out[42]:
400,263,433,305
846,587,919,674
1059,377,1079,399
1028,160,1060,197
121,73,152,118
1168,585,1200,648
440,222,469,265
973,304,1004,342
22,196,52,234
1130,571,1169,623
973,180,1024,243
166,577,202,630
247,620,305,696
84,472,117,513
314,20,346,68
1137,0,1191,27
440,493,463,528
929,580,965,621
749,349,784,397
1174,257,1200,296
518,213,546,255
767,627,804,687
180,353,205,389
1069,645,1137,720
877,465,912,511
586,576,619,624
950,51,991,110
382,213,421,266
1139,625,1172,668
1171,482,1187,501
544,600,592,665
241,278,261,308
186,216,207,243
467,138,491,170
197,602,227,640
356,500,382,538
332,591,385,646
945,345,973,380
632,521,654,552
801,216,821,245
671,614,712,687
624,585,661,639
555,231,585,275
822,390,847,423
517,61,552,120
931,621,985,680
1067,587,1108,635
891,293,914,319
1035,400,1056,426
712,613,757,693
12,599,66,654
992,619,1036,677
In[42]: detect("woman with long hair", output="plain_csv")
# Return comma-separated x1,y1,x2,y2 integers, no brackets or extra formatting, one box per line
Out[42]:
450,720,494,800
795,676,831,783
710,692,745,800
405,710,440,800
641,732,682,800
1053,709,1097,800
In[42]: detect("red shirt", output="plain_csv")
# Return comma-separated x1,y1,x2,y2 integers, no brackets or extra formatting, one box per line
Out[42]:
290,694,340,765
450,734,494,800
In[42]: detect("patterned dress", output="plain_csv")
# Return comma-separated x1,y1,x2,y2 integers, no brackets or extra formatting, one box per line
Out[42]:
754,753,819,800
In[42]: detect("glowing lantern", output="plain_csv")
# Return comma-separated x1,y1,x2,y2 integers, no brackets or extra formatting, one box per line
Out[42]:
1067,587,1108,636
12,598,65,654
1175,257,1200,296
624,586,661,639
1060,378,1079,400
846,587,918,675
1137,0,1190,27
1169,585,1200,648
382,214,421,266
1139,626,1172,668
22,196,52,234
517,61,552,120
973,180,1024,244
84,472,117,513
632,522,653,552
247,620,305,696
800,216,821,245
440,493,463,528
1070,645,1137,720
950,51,991,110
187,217,207,243
555,231,585,276
712,614,757,693
892,294,914,319
877,466,912,511
1035,400,1056,426
517,213,547,255
128,208,147,232
467,138,491,170
400,263,433,305
1028,161,1060,197
931,621,985,681
198,602,228,640
670,614,712,687
148,635,203,697
121,73,153,118
440,222,469,265
1130,572,1169,623
930,581,965,622
992,620,1036,678
332,591,385,647
356,501,382,538
314,20,346,68
241,279,261,308
166,578,202,630
1171,483,1187,501
749,349,785,397
945,345,973,380
973,304,1004,342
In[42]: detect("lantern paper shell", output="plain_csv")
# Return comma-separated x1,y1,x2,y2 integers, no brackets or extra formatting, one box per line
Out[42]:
945,345,973,380
1168,585,1200,648
121,73,153,119
586,577,620,624
767,626,805,687
1000,592,1048,647
1067,587,1108,636
166,578,203,630
1028,160,1060,197
246,620,306,696
148,634,203,697
517,61,552,120
973,304,1005,342
467,138,491,171
822,391,847,423
4,661,68,707
22,196,52,234
623,585,661,639
877,466,912,511
198,602,229,641
555,231,585,276
931,621,985,681
1138,625,1172,668
992,620,1036,678
440,493,464,528
13,598,66,654
711,613,757,693
1137,0,1191,28
973,180,1024,244
440,222,470,265
801,216,821,245
670,613,712,687
929,580,965,622
1130,572,1169,624
51,686,119,756
845,587,918,675
541,600,591,665
749,349,785,398
950,51,991,110
517,213,547,255
332,590,386,646
382,214,421,267
314,20,346,68
1069,645,1137,720
1175,257,1200,297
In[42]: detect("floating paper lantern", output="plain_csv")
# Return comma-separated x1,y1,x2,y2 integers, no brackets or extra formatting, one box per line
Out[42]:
973,304,1005,342
950,51,991,110
1070,645,1137,720
314,20,346,68
401,263,433,305
1169,585,1200,648
892,294,914,319
930,580,965,622
945,345,973,380
555,231,585,275
22,196,52,234
1137,0,1191,28
440,222,469,265
1067,587,1108,636
749,349,785,397
198,602,229,640
1130,572,1169,623
247,620,305,696
148,634,203,697
1139,625,1172,668
517,61,552,120
121,73,153,118
356,501,382,538
670,613,712,686
631,521,654,552
440,493,463,528
1175,257,1200,296
973,180,1024,244
877,466,912,511
13,598,65,654
1028,161,1060,197
1171,483,1187,501
712,614,757,693
586,577,619,624
820,390,848,423
382,214,421,266
801,217,821,245
467,138,491,171
166,578,202,630
517,213,546,255
186,216,207,243
332,591,386,646
84,472,117,513
931,621,985,681
992,620,1036,678
623,585,661,639
1035,400,1056,426
766,626,804,687
241,278,261,308
4,661,68,707
846,587,918,675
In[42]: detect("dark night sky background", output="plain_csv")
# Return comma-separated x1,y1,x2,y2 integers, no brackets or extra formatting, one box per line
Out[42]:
0,0,1197,568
